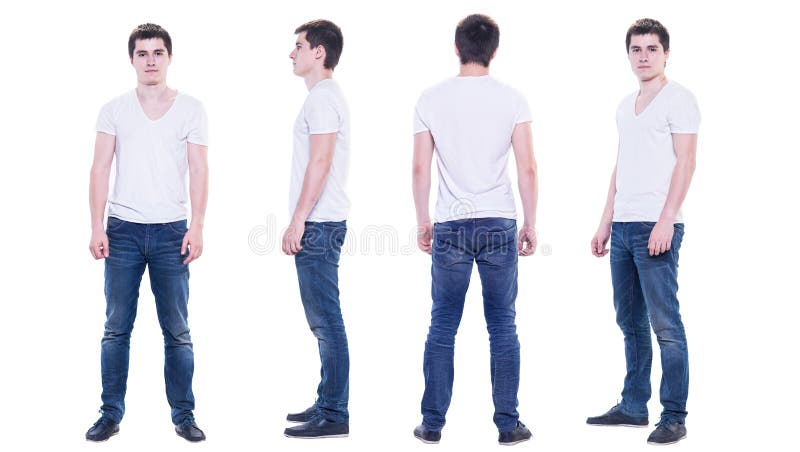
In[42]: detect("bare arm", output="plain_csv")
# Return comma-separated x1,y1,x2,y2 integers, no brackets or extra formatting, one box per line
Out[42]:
591,163,617,257
88,132,115,259
648,133,697,256
412,131,435,254
511,122,538,256
282,132,337,255
182,143,209,264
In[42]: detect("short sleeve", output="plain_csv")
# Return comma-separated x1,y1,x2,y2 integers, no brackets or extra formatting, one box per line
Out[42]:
305,90,340,135
188,101,209,146
515,93,532,125
413,94,429,134
667,88,700,134
96,101,116,136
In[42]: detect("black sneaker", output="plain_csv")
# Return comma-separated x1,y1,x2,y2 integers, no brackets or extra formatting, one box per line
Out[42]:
647,420,686,445
86,417,119,442
413,424,441,444
587,404,648,427
287,405,316,423
175,419,206,442
498,421,532,446
284,415,349,439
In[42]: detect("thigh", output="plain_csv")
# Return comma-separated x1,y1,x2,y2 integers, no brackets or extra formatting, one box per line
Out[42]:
104,219,147,328
474,219,518,313
148,222,190,333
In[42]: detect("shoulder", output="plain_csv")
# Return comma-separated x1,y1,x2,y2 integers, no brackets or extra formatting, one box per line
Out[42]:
665,81,698,105
176,92,207,112
99,90,133,112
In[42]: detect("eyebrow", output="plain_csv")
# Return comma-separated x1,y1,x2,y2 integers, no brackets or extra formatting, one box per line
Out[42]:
135,48,166,53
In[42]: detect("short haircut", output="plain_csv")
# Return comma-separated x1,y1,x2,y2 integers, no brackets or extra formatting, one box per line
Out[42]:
128,23,172,58
295,20,344,70
625,18,670,52
455,14,500,67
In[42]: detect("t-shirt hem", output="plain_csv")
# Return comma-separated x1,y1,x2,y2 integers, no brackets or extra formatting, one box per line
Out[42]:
108,214,188,224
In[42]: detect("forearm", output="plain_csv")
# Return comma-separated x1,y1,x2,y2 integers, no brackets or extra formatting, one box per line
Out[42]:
291,157,332,224
517,166,538,227
89,167,110,230
412,169,431,225
598,169,617,227
658,158,696,223
189,165,209,228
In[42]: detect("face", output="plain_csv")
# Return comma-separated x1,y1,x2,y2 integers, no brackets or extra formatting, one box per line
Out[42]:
289,32,322,76
130,38,171,86
628,33,669,82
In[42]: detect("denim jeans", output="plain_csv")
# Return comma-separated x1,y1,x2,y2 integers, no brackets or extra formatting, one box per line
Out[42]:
610,222,688,423
99,217,195,425
295,221,349,424
421,218,521,433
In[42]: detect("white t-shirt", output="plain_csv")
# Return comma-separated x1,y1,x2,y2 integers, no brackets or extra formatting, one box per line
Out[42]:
96,90,208,223
414,76,532,222
290,78,351,222
613,81,700,223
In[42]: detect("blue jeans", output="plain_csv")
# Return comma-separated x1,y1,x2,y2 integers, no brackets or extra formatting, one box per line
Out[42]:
99,217,195,425
294,221,349,424
422,218,521,433
610,222,688,423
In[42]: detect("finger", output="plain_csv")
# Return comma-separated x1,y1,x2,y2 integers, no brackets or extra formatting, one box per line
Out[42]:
600,249,609,257
102,238,110,258
90,244,99,259
181,236,189,256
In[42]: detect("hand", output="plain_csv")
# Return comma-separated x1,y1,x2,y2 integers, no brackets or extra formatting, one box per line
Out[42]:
518,224,537,256
89,228,109,259
648,220,674,256
181,224,204,264
591,223,611,257
417,223,432,255
282,221,305,255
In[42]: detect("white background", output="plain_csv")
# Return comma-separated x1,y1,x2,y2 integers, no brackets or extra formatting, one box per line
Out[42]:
0,0,797,451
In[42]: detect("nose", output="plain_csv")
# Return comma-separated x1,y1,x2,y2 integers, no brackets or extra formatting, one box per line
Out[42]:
289,49,296,59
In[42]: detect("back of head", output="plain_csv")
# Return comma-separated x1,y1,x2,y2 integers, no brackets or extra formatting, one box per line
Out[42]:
455,14,500,67
625,18,670,52
128,23,172,58
295,19,344,70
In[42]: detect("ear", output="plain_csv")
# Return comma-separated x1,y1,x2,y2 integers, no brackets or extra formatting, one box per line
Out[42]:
315,45,326,62
454,43,460,58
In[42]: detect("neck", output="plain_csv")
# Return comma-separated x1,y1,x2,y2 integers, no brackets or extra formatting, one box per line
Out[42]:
458,63,490,77
304,68,334,91
136,82,171,101
638,73,668,96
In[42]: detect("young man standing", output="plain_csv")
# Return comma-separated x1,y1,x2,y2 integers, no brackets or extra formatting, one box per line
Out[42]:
411,14,538,446
587,18,699,446
282,19,350,439
86,23,208,443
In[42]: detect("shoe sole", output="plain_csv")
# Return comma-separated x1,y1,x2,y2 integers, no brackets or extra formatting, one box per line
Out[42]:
414,435,440,444
647,433,687,446
499,437,532,446
86,430,119,442
284,433,349,439
286,419,310,424
587,423,649,428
